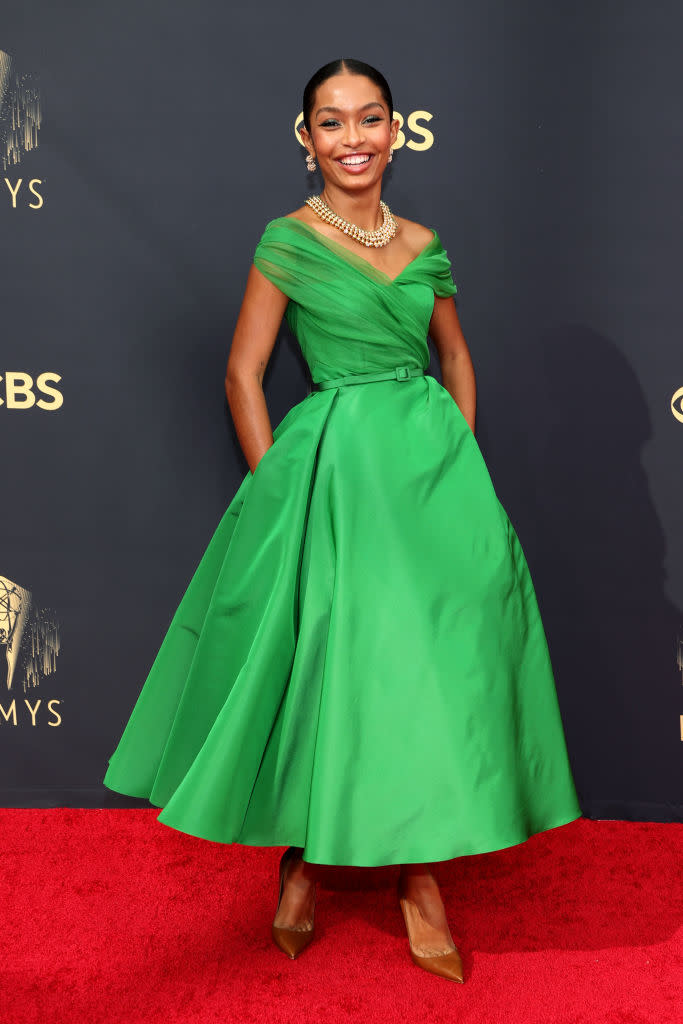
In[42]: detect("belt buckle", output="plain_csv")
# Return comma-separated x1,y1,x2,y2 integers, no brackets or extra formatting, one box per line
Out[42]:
395,366,410,381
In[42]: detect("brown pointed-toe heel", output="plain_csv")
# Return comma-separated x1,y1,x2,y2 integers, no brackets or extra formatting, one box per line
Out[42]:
398,887,465,983
271,922,316,960
407,943,464,982
271,846,316,960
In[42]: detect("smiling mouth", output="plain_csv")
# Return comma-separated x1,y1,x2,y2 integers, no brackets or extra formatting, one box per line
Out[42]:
337,154,373,166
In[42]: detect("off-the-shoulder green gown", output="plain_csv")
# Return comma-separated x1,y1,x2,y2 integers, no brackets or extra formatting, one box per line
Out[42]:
103,216,582,866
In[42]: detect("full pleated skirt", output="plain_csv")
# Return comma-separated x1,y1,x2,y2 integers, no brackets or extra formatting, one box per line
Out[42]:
103,375,582,866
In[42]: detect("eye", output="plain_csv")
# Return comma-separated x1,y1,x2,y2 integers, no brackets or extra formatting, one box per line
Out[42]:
363,115,382,123
319,119,340,128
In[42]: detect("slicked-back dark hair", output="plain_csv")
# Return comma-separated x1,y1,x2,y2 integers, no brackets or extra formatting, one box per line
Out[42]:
302,58,394,135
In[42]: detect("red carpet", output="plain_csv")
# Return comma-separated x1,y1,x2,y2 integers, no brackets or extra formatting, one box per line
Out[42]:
3,810,681,1024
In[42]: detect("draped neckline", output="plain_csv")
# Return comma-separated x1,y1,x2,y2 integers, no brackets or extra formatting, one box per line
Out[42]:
268,215,440,286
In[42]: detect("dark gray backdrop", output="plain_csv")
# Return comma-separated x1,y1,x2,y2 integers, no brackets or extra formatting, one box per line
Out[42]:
2,1,681,822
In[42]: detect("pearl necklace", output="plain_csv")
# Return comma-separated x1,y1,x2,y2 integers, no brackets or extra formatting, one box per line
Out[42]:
305,194,397,248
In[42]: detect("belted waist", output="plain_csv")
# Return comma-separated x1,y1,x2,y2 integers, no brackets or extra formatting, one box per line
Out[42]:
312,365,426,391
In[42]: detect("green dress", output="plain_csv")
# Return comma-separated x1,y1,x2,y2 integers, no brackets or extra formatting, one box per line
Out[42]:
103,216,582,866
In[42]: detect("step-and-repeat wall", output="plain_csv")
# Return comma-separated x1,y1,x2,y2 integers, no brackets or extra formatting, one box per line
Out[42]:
2,2,681,822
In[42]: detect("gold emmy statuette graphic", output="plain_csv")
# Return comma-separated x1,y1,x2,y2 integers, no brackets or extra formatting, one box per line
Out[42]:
0,49,42,172
0,575,60,694
0,576,31,691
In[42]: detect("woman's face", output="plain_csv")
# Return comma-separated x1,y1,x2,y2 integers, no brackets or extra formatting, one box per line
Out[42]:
301,72,398,191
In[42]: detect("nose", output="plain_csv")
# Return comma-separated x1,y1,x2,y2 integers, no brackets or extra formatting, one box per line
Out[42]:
341,121,364,148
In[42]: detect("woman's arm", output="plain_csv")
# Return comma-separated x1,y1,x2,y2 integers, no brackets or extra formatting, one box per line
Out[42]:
428,295,477,434
225,265,289,474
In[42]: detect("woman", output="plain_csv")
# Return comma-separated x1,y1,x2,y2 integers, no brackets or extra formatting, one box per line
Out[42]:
103,58,582,984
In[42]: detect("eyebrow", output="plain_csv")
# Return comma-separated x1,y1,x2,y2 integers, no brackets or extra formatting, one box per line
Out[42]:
315,101,385,117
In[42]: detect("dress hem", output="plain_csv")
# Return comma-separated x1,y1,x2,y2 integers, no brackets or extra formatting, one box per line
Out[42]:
145,795,584,867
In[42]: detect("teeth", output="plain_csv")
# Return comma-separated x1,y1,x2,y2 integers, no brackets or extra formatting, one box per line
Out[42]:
339,155,371,165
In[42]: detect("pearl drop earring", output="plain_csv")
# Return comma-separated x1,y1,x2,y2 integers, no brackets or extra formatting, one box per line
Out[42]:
388,149,393,163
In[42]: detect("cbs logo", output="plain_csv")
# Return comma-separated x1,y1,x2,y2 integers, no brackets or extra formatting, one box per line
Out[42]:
294,110,434,152
0,372,62,409
671,387,683,423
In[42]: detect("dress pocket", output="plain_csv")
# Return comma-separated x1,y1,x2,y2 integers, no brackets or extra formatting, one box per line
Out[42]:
252,440,277,477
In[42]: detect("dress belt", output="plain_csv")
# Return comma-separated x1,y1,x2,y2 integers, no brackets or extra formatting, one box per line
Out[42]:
312,365,426,391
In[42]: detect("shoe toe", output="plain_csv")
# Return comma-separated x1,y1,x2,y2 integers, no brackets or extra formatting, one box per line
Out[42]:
272,924,315,959
410,947,464,983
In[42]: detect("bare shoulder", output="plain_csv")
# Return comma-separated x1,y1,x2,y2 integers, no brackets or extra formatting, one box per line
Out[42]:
394,216,436,254
283,205,317,225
